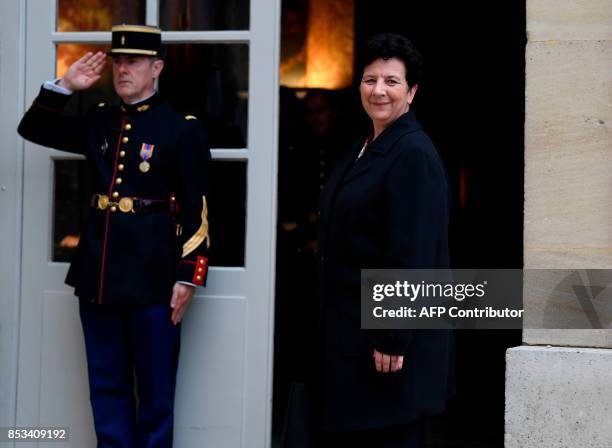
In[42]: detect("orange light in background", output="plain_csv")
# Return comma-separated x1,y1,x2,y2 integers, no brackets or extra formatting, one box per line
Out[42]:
57,0,113,32
280,0,354,89
57,44,110,78
279,52,307,88
305,0,354,89
56,0,113,77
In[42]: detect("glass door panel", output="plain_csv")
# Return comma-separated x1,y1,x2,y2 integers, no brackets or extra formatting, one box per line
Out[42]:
56,44,115,113
53,159,91,262
159,0,250,30
57,0,145,31
207,161,247,266
159,43,249,148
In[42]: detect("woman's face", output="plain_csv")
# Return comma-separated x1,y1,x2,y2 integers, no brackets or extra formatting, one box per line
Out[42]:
359,57,417,133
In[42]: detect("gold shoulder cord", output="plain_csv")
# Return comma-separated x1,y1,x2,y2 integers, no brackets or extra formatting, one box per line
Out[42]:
182,196,210,258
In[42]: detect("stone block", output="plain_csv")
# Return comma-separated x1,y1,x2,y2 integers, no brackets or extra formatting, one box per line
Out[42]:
525,249,612,270
524,329,612,348
506,346,612,447
525,40,612,255
523,270,612,331
527,0,612,41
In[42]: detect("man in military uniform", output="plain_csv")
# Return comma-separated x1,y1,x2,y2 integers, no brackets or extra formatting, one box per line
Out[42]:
18,25,210,447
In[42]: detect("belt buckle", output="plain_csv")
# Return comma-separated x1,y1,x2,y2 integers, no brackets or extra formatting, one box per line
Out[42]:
97,194,110,210
118,197,134,213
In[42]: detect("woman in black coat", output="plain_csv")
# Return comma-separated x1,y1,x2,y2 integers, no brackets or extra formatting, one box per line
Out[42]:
316,34,454,447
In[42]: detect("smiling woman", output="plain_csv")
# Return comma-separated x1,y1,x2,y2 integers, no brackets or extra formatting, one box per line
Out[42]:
314,33,454,448
360,58,418,139
358,33,423,140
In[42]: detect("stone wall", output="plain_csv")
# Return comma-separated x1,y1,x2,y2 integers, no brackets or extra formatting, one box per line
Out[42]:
523,0,612,345
506,1,612,446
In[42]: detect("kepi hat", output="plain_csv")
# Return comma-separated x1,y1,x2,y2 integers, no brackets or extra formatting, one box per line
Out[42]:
109,24,162,57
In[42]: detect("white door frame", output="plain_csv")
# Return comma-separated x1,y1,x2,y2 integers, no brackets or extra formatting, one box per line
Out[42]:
13,0,280,446
0,0,26,439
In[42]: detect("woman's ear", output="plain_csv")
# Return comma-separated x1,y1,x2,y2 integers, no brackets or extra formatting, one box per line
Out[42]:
407,83,418,105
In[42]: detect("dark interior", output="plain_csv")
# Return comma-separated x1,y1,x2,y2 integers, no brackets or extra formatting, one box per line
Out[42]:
274,1,526,446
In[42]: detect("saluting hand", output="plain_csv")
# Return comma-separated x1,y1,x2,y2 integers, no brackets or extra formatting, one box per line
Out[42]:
373,348,404,373
57,51,106,91
170,282,196,325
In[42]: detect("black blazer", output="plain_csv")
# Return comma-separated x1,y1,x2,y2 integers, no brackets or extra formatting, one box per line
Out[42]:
317,110,454,431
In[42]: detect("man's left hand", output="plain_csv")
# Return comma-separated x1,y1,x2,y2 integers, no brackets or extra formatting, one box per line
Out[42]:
170,283,196,325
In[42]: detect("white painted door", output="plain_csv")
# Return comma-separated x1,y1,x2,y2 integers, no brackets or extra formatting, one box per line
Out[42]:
17,1,280,446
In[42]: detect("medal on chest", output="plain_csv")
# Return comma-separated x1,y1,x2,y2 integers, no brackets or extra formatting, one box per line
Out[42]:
139,143,155,173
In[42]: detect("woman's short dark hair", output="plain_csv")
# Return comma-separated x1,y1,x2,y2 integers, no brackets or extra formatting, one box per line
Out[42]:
359,33,423,88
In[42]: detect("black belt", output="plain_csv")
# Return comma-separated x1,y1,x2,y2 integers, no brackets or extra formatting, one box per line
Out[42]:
91,194,172,214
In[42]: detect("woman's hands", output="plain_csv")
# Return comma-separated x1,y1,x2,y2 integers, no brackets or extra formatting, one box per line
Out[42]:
57,51,106,91
373,348,404,373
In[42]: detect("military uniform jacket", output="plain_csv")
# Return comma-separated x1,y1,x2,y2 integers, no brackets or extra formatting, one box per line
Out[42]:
18,87,211,305
316,110,454,431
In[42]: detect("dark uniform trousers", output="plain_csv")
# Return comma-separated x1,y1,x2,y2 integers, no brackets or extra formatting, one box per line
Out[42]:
18,87,211,448
79,301,180,448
